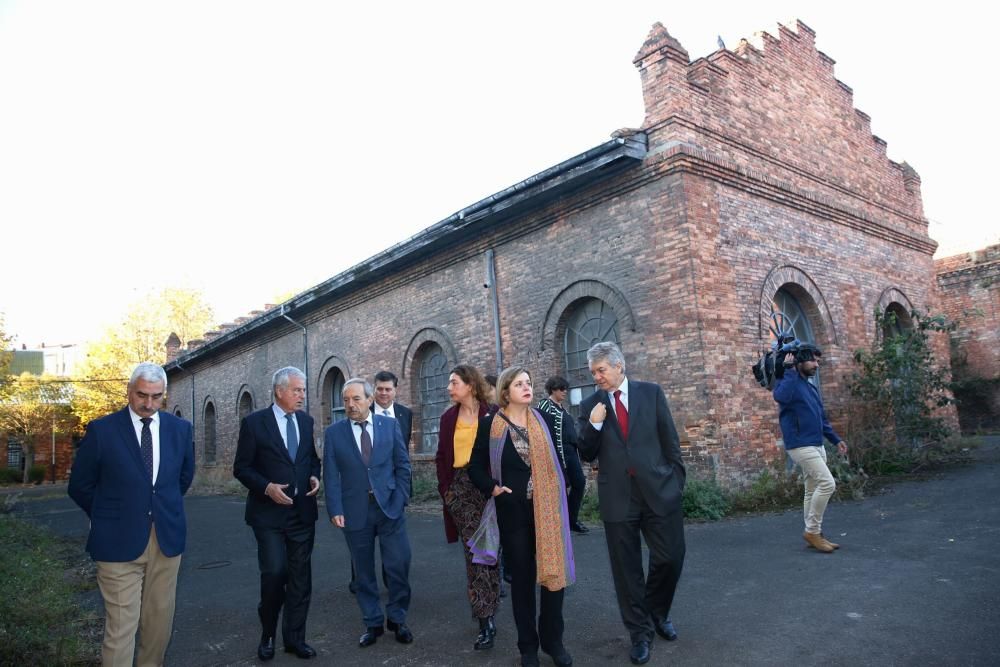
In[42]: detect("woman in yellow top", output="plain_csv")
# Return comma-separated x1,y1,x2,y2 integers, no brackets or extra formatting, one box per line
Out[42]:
435,364,501,650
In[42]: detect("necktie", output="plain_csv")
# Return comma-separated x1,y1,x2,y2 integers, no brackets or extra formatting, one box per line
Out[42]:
383,409,391,417
356,421,372,466
613,389,629,440
285,413,298,460
140,417,154,481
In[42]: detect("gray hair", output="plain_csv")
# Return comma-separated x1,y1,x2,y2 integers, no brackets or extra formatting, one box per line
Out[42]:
342,377,373,399
273,366,306,391
587,342,626,372
130,362,168,390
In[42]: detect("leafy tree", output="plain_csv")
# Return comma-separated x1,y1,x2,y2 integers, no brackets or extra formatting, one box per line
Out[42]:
71,288,215,426
0,373,75,482
848,309,953,449
0,314,13,387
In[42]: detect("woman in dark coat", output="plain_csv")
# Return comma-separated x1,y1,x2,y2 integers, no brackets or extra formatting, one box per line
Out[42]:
468,366,575,667
435,364,501,650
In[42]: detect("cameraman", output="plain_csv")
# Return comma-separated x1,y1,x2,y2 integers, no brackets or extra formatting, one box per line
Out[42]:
773,343,847,553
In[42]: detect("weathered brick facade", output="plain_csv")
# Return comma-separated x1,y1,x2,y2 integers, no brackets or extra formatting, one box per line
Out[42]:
165,19,950,485
936,244,1000,432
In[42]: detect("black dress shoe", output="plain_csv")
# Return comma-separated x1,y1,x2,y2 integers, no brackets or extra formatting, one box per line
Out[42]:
654,618,678,641
570,521,589,534
284,641,316,659
629,640,650,665
542,644,573,666
359,626,384,647
257,636,275,661
386,619,414,644
520,653,541,667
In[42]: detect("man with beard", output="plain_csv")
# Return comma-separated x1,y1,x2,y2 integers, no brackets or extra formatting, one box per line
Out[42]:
773,342,848,553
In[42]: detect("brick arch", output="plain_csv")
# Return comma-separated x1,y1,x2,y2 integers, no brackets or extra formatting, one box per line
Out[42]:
201,397,217,466
759,265,838,347
235,384,255,418
540,278,637,351
171,405,182,418
400,327,458,380
316,355,351,400
876,286,914,314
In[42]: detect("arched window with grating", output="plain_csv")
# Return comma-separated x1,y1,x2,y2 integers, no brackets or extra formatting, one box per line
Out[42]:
417,343,450,453
563,298,620,415
771,288,820,387
203,401,217,465
327,369,346,426
238,391,254,420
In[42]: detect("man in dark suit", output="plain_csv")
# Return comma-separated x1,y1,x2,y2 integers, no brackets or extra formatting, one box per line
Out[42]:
234,367,321,661
68,362,195,667
577,342,686,666
324,378,413,648
373,370,413,446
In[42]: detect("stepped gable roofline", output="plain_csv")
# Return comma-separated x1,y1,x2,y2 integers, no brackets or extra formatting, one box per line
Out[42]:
164,132,647,374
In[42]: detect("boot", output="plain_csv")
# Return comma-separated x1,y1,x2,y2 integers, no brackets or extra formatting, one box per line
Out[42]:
820,533,840,549
803,531,834,553
474,616,496,650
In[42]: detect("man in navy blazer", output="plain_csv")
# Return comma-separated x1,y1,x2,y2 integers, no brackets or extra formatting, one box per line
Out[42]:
234,367,321,661
324,378,413,648
373,370,413,446
69,362,195,667
577,342,686,666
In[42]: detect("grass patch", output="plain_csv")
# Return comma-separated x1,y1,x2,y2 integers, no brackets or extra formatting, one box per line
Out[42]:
0,515,100,665
410,463,441,504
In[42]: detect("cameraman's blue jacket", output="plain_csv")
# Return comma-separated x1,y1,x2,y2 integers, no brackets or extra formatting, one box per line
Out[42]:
773,368,842,449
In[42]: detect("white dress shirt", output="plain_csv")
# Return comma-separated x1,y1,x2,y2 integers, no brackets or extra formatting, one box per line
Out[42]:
271,403,299,451
592,376,629,432
128,407,160,485
351,415,373,457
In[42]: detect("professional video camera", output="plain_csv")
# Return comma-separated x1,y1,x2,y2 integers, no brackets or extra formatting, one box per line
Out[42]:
752,327,824,389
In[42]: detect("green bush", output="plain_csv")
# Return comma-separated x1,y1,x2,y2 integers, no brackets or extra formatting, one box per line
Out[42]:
0,468,22,485
409,464,440,504
729,467,802,514
682,479,730,520
28,464,47,484
0,516,100,665
578,488,601,523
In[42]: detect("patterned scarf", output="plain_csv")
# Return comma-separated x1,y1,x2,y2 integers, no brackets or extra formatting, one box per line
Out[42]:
466,408,575,590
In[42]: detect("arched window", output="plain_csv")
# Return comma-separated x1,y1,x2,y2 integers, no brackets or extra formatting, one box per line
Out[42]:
173,406,182,418
326,369,346,426
417,343,450,453
563,298,620,413
203,401,217,465
882,302,913,339
238,391,254,420
771,287,820,387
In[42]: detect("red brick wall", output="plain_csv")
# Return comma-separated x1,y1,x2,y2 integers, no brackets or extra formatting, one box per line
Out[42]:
167,19,951,485
0,431,75,482
936,245,1000,432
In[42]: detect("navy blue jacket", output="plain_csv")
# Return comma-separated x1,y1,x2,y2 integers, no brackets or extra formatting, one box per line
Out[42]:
323,413,411,530
69,408,195,561
772,369,842,449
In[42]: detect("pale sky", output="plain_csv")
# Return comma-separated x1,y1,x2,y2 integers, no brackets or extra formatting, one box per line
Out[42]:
1,1,996,348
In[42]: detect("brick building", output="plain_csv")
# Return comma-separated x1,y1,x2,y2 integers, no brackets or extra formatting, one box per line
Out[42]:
164,20,948,484
936,244,1000,433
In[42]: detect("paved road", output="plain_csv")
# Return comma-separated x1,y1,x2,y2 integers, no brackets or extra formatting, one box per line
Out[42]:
14,437,1000,666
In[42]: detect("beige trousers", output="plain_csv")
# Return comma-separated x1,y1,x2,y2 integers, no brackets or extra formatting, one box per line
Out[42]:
787,445,836,535
95,525,182,667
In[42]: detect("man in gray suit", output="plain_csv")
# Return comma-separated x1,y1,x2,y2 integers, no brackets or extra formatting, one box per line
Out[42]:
577,342,685,666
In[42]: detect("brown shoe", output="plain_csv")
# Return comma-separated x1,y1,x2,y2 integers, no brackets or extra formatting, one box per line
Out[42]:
820,534,840,549
803,532,834,553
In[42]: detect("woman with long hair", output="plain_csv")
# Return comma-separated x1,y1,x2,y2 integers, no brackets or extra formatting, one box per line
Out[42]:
468,366,574,667
435,364,501,650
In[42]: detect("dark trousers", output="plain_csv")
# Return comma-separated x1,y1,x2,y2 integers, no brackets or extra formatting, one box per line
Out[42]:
344,499,412,628
497,496,565,656
603,478,685,643
252,511,315,645
564,447,587,525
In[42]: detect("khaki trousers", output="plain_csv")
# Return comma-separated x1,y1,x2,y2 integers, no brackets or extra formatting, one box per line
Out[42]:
95,525,182,667
787,445,837,535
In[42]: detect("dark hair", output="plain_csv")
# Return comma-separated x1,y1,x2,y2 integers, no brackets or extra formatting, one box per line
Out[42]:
544,376,569,394
484,374,497,388
450,365,491,405
373,370,398,386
